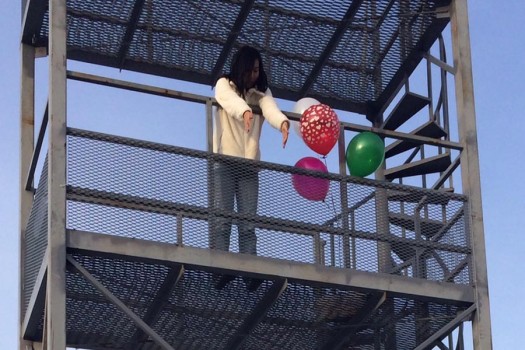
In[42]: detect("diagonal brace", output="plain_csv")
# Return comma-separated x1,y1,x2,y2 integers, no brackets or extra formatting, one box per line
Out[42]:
321,292,387,350
414,304,475,350
224,278,288,350
299,0,364,96
127,264,185,349
118,0,147,68
211,0,255,82
66,255,176,350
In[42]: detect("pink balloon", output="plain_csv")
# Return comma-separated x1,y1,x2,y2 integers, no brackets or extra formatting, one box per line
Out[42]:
300,104,340,156
292,157,330,201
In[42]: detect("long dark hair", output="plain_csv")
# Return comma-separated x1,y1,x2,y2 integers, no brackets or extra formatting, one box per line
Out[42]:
222,46,268,97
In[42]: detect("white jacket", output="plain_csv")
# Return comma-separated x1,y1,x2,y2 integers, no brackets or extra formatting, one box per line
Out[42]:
213,77,289,160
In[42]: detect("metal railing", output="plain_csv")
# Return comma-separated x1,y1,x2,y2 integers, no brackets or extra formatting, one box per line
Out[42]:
22,70,471,318
66,128,471,283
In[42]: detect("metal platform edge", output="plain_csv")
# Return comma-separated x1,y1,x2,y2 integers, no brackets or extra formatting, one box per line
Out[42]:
65,229,474,306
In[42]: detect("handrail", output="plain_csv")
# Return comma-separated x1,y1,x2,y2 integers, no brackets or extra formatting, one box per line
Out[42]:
67,127,467,201
66,70,462,151
66,128,471,257
66,184,471,256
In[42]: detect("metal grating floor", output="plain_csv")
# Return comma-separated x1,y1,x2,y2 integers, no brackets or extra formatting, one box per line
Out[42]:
23,0,451,113
24,252,468,349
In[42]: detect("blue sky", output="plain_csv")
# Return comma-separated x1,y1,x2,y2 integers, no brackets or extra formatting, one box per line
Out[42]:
1,2,524,349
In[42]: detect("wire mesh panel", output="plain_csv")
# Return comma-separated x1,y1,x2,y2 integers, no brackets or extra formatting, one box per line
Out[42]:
66,128,471,287
52,252,470,350
66,266,139,347
29,0,451,112
23,156,49,317
149,269,271,349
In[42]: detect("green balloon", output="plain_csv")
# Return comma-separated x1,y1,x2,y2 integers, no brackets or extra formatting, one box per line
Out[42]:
346,132,385,177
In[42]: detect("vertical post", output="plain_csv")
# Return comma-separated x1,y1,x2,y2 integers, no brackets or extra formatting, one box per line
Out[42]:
206,99,216,249
450,1,493,349
205,99,214,153
19,42,35,350
338,124,350,268
350,210,356,269
369,0,391,275
176,213,183,247
313,233,321,265
439,36,454,190
337,124,347,177
47,0,68,348
370,1,395,340
373,129,390,274
415,199,430,344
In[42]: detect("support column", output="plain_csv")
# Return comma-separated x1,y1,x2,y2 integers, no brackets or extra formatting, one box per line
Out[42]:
19,42,35,350
47,0,68,348
450,1,493,349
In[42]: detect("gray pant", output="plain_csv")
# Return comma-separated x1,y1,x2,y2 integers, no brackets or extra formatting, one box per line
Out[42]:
212,163,259,255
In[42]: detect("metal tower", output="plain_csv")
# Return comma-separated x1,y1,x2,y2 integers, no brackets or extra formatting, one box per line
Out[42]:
19,0,491,349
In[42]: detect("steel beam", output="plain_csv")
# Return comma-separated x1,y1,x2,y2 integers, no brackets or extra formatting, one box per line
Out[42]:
65,185,470,256
450,1,493,349
25,104,47,192
425,52,456,75
67,70,211,104
47,0,68,348
321,292,386,350
298,0,364,96
66,70,463,151
127,265,184,349
67,230,475,305
211,0,255,82
444,257,469,283
19,42,35,350
225,278,287,350
432,155,460,190
117,0,146,68
414,304,475,350
22,250,47,340
66,255,176,350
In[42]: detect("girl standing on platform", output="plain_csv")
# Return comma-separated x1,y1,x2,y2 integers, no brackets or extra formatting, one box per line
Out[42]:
212,46,290,290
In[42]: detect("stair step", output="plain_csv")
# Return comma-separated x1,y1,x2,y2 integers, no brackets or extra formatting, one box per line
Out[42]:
385,121,447,158
389,212,444,238
383,92,430,131
391,241,416,262
387,189,450,205
385,153,451,180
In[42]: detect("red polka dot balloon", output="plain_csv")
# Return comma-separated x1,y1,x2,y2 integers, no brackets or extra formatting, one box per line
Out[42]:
300,104,340,156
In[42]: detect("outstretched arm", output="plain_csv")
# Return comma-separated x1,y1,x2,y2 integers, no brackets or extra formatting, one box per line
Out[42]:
258,88,290,147
215,77,251,121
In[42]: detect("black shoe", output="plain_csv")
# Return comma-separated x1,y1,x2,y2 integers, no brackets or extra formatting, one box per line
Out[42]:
244,277,263,292
213,274,235,290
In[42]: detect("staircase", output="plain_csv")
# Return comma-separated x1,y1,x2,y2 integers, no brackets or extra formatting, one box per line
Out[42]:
379,62,455,273
382,91,451,182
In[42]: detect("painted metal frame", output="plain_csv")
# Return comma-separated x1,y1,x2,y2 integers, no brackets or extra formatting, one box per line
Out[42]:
450,1,492,349
18,0,492,348
47,0,68,348
19,42,36,350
